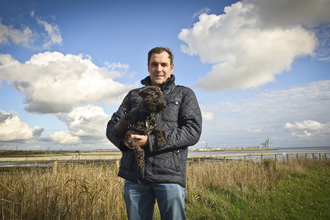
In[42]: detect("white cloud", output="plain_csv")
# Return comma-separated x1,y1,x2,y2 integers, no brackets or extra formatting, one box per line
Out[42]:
0,15,63,50
198,80,330,147
104,61,129,78
192,7,211,19
178,0,330,91
0,52,136,113
0,18,36,47
285,120,324,131
285,120,330,139
36,17,62,49
50,131,80,145
202,111,215,121
247,128,262,133
55,104,110,139
0,109,44,142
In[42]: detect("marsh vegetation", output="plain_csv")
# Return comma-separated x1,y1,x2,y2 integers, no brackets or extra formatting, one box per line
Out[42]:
1,157,329,219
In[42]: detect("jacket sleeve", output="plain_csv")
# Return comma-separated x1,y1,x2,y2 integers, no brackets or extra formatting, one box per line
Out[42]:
148,88,202,152
106,92,132,152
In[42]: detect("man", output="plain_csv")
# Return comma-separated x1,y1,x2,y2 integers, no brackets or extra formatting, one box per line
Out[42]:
106,47,202,220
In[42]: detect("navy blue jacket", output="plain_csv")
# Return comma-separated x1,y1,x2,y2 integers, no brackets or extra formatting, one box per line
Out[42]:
106,75,202,187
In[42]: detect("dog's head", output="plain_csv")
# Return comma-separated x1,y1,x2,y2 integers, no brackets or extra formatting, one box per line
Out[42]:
138,86,166,114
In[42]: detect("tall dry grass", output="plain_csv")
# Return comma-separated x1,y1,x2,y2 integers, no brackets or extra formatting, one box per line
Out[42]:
0,163,126,220
1,157,329,219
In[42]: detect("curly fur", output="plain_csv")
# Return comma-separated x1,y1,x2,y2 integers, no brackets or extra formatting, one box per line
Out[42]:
114,86,167,170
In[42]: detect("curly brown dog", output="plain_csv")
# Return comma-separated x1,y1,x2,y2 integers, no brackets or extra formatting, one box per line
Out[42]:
113,86,167,169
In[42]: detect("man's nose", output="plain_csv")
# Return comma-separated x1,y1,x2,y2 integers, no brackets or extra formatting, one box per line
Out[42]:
156,64,162,71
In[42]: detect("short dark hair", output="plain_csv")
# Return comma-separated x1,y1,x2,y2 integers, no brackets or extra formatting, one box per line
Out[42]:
148,47,174,65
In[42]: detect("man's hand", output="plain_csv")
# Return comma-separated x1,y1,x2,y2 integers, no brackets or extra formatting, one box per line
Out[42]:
131,134,149,147
123,134,149,149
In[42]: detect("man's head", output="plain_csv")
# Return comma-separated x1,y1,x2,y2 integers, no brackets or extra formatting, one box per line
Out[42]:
147,47,174,87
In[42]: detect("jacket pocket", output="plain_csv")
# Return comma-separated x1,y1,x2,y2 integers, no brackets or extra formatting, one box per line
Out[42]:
162,97,181,122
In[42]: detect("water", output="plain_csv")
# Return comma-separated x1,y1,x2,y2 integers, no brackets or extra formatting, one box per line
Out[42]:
188,146,330,156
188,146,330,162
1,146,329,167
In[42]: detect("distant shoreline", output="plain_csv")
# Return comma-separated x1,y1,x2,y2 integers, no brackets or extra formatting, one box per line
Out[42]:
190,147,276,152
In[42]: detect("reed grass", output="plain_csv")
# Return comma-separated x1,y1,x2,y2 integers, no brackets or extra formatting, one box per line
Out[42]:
1,157,329,219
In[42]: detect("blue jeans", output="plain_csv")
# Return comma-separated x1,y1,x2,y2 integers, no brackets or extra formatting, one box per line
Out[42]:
123,180,186,220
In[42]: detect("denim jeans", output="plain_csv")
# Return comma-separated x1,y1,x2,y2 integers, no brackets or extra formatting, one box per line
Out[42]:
123,180,186,220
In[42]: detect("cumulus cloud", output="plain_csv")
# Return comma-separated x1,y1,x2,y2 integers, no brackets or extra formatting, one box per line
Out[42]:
0,109,44,142
0,52,136,113
202,111,215,121
55,104,110,138
50,131,80,145
179,0,330,91
36,17,62,49
285,120,330,139
0,18,36,47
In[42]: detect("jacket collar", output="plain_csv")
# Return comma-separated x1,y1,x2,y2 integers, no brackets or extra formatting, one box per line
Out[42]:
141,74,176,93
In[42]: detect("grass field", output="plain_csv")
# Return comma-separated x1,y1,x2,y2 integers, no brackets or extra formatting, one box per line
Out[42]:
1,157,329,219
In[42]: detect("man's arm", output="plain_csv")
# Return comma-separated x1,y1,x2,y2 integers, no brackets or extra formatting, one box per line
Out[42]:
106,92,133,152
148,88,202,152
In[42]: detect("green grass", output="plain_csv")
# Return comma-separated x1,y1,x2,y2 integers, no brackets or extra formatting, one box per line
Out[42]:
188,170,330,219
184,160,330,220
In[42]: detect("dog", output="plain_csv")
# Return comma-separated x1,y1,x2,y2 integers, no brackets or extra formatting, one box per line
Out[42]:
113,86,167,170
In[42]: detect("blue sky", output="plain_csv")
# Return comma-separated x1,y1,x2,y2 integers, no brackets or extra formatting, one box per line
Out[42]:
1,0,330,151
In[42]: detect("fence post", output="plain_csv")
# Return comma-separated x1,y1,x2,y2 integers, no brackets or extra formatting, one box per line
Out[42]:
224,157,226,163
312,154,314,160
261,154,263,162
319,154,321,160
287,154,289,162
275,154,277,162
53,160,57,175
296,154,298,160
305,154,307,160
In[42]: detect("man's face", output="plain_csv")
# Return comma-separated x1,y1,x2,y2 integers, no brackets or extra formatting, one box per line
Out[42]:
148,51,174,87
